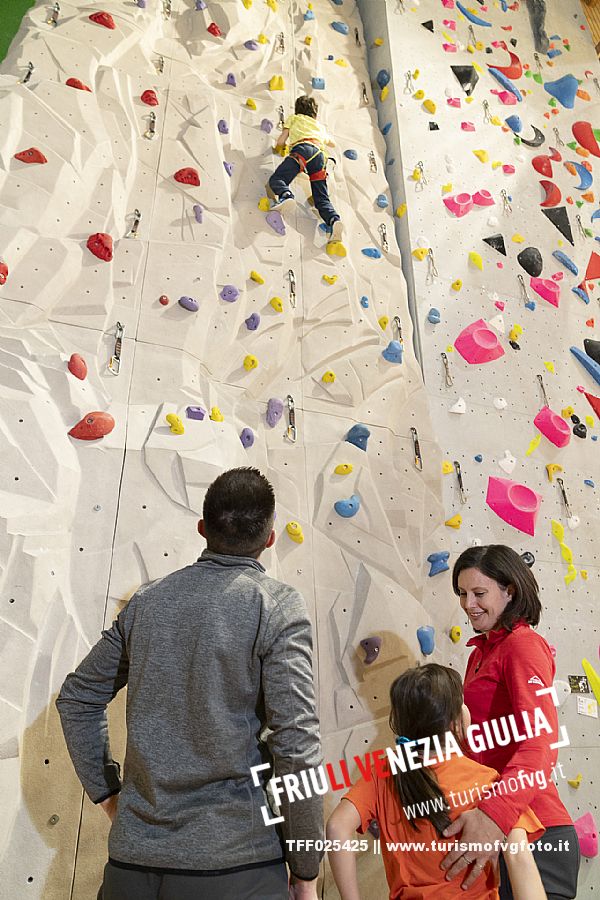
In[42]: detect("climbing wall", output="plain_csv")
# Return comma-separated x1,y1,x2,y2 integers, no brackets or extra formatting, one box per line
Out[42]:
0,2,455,897
358,0,600,893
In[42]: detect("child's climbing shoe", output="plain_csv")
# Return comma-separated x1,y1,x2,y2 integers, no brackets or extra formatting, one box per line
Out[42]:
329,219,344,242
265,182,277,200
271,194,296,214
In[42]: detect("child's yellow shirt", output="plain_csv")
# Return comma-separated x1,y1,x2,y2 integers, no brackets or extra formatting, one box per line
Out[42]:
283,113,331,148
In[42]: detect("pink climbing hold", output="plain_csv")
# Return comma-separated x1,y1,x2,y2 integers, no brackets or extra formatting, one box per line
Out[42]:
461,122,475,131
66,77,92,92
14,147,47,164
486,476,542,537
454,319,505,364
472,190,495,207
68,411,115,441
0,262,8,285
491,89,517,105
502,164,515,175
444,193,473,217
68,353,88,381
89,11,116,29
174,167,200,186
141,89,158,106
530,276,560,307
533,406,571,448
86,232,113,262
574,812,598,858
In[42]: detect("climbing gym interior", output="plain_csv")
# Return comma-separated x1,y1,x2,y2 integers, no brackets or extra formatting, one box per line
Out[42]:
0,0,599,896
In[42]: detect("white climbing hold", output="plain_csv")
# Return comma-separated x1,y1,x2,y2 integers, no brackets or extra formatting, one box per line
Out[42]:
567,516,581,530
488,314,505,334
450,397,466,414
498,450,517,475
494,397,508,410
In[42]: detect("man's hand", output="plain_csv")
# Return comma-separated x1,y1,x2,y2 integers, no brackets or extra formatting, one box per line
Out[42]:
441,808,504,889
289,874,319,899
99,794,119,823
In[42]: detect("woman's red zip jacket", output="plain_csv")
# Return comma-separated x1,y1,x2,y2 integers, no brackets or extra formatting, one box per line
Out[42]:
463,620,572,836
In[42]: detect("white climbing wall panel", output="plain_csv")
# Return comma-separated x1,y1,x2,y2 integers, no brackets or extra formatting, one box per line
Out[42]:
359,0,600,894
0,2,453,898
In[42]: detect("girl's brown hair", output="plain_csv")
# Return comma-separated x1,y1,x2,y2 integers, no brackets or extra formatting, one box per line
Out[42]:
389,664,463,834
295,95,318,118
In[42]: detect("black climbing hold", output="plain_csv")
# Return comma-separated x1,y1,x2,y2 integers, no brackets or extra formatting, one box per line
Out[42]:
542,207,574,246
517,246,543,277
429,122,440,131
571,414,580,425
451,65,479,96
520,125,545,148
509,341,521,351
510,38,518,48
584,338,600,366
573,422,587,439
521,551,535,568
485,47,493,54
483,233,507,256
422,19,434,32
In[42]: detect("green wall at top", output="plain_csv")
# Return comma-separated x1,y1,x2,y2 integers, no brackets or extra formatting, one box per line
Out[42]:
0,0,36,63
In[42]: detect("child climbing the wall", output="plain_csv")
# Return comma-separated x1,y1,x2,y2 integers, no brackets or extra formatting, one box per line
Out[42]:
326,664,546,900
267,94,343,245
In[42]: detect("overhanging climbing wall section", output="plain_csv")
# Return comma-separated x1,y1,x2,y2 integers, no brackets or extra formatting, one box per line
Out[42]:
0,2,451,898
360,0,600,893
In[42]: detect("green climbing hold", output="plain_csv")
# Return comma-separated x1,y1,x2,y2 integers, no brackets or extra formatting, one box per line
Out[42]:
533,73,543,84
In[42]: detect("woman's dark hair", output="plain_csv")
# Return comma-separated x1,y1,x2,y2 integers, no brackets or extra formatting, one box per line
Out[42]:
389,664,463,834
295,95,318,118
452,544,541,630
202,467,275,557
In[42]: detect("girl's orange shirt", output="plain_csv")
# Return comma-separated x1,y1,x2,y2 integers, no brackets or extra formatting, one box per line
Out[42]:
344,754,544,899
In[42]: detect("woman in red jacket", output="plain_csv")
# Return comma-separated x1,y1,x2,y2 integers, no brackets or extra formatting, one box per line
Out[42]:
441,544,580,899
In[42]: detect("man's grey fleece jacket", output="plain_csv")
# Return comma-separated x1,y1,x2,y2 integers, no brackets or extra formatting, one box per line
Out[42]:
56,550,324,880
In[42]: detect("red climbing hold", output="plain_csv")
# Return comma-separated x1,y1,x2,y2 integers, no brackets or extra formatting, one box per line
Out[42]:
490,46,523,80
69,411,115,441
159,294,169,306
66,77,92,92
141,89,158,106
585,251,600,281
586,318,595,327
540,180,562,208
14,147,47,164
174,167,200,186
207,22,222,37
68,353,88,380
532,155,552,177
89,11,116,29
572,121,600,158
0,262,7,285
548,147,562,162
86,232,113,262
580,389,600,418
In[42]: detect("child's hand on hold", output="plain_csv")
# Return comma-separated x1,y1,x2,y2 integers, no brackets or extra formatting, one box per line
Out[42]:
273,144,288,157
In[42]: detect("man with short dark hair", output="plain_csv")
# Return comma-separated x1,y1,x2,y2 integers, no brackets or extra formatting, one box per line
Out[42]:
57,467,323,900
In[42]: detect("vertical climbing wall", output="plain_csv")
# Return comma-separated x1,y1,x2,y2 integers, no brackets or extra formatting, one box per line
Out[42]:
0,2,454,898
360,0,600,894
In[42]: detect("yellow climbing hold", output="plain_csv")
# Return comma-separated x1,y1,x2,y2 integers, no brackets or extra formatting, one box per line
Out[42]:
322,370,336,383
258,197,270,211
326,241,347,257
413,69,420,79
546,463,563,482
544,361,555,373
286,521,304,544
491,160,503,169
165,413,184,435
473,149,489,163
582,658,600,705
551,519,565,541
585,415,595,427
270,296,283,312
442,460,454,474
565,564,577,586
243,354,259,371
490,116,502,127
250,270,265,284
334,463,353,475
412,247,429,261
423,99,436,114
323,274,338,285
562,406,574,418
246,98,257,109
374,37,383,46
378,315,389,330
469,251,483,270
412,167,422,182
467,44,476,54
509,324,523,343
396,203,407,218
567,774,582,789
526,434,541,456
269,75,284,91
445,514,462,529
258,33,268,44
446,345,454,353
242,0,252,7
335,58,347,67
450,625,462,643
580,570,588,580
210,406,224,422
475,41,484,51
380,86,389,102
413,90,425,100
452,279,462,291
442,183,452,194
560,543,573,565
266,0,278,10
304,36,312,45
512,233,525,243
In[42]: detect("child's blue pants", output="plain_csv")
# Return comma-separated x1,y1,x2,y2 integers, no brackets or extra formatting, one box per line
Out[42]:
268,142,339,228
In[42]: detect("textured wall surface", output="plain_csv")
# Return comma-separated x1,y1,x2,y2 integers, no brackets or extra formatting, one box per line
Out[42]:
0,2,454,898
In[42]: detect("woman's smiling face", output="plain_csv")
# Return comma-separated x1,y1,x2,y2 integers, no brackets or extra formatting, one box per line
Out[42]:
457,567,513,633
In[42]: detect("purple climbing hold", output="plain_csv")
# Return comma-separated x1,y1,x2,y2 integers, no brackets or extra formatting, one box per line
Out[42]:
218,119,229,134
266,210,286,235
261,119,273,133
186,405,206,420
224,161,234,176
267,397,284,427
240,427,254,448
195,0,207,8
193,204,203,223
360,637,382,664
245,312,260,330
179,295,199,312
137,0,146,7
226,73,237,87
219,285,239,303
244,40,259,51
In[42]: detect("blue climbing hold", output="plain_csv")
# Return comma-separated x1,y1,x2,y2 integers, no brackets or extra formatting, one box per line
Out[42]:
218,119,229,134
552,250,578,275
312,77,325,90
331,21,349,34
584,479,595,487
245,312,260,330
571,346,600,386
382,122,392,136
346,424,370,451
572,286,590,304
427,308,441,325
334,494,361,518
593,435,599,442
488,67,523,101
427,551,450,577
362,247,382,259
474,454,483,462
332,0,343,5
417,625,435,656
387,158,395,167
505,114,523,133
344,149,358,159
456,1,491,26
304,9,315,19
376,69,391,89
547,49,562,59
360,296,369,308
544,74,579,110
376,194,388,208
525,300,536,311
382,340,403,364
240,427,254,448
327,55,334,60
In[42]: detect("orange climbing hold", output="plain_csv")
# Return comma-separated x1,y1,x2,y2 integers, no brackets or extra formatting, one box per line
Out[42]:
585,251,600,281
69,411,115,440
